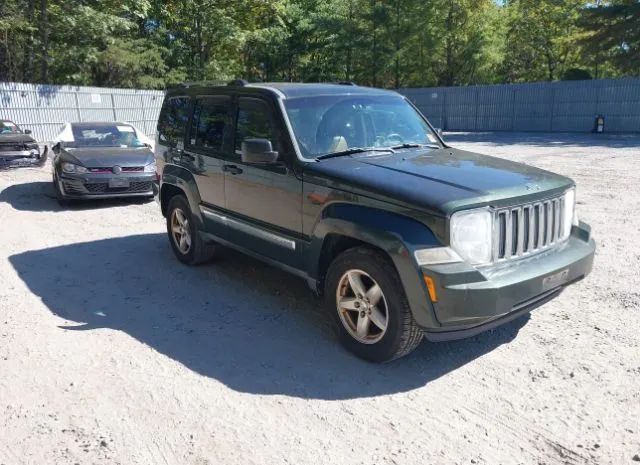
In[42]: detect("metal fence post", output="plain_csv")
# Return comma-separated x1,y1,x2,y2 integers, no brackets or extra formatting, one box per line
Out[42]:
111,93,117,121
74,92,81,122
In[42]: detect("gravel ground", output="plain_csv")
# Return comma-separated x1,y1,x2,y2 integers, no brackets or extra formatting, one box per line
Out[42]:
0,132,638,465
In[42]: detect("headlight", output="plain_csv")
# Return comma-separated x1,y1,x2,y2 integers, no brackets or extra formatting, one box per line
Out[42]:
62,162,87,174
450,208,493,266
562,188,576,239
144,160,157,173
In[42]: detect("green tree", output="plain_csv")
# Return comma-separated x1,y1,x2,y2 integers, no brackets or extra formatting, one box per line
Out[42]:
580,0,640,76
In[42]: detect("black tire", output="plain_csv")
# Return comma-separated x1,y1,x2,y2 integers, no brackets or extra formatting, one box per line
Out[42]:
166,194,216,265
53,174,69,206
324,247,423,363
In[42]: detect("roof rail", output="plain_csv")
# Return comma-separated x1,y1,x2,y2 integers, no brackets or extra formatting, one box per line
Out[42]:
227,79,249,87
167,81,225,89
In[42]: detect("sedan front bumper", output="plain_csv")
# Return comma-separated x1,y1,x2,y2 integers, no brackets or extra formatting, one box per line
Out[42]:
58,171,156,199
420,222,595,341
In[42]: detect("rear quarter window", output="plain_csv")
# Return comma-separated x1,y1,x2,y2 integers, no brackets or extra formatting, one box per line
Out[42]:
158,96,190,147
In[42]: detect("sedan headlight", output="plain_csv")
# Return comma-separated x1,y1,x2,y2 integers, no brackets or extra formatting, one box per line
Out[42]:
450,208,493,266
62,162,88,174
562,188,576,239
144,160,157,173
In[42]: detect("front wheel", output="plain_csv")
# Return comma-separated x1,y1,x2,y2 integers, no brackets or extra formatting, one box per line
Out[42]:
324,247,423,362
53,174,69,206
166,194,216,265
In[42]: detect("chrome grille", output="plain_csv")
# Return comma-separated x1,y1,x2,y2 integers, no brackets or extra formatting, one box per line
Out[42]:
494,195,566,261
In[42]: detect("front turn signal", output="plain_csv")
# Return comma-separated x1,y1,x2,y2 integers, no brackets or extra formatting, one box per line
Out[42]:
423,275,438,303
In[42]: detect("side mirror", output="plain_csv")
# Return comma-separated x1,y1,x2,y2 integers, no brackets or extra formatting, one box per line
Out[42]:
24,129,32,135
241,138,279,164
52,142,61,154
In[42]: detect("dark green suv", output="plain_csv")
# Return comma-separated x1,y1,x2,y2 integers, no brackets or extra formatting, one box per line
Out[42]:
155,81,595,362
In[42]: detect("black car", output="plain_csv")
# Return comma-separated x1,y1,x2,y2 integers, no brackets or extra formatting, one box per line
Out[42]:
52,122,157,204
0,119,46,168
155,81,595,362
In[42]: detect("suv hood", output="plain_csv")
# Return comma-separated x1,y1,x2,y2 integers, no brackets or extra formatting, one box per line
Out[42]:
61,146,154,167
0,133,37,144
304,148,573,215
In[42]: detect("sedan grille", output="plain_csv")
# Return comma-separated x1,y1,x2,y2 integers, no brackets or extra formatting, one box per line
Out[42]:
494,195,566,261
84,181,153,194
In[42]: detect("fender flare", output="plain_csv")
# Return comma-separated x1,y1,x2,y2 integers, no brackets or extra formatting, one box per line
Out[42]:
309,203,443,329
160,164,203,226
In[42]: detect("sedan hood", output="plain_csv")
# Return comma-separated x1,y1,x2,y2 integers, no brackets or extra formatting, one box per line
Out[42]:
304,148,573,215
62,146,154,167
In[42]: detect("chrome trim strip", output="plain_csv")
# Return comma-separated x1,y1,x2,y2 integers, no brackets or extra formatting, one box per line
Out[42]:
504,210,513,259
201,206,296,251
527,206,535,252
516,207,525,255
536,203,544,249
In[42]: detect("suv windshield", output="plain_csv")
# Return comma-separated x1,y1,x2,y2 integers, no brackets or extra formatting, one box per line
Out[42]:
283,95,441,158
67,124,146,148
0,121,22,134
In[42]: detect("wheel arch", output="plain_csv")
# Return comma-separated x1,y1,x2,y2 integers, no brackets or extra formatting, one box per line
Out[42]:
159,164,203,224
309,203,443,330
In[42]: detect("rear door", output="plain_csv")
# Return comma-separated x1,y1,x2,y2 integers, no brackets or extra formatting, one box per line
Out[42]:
182,95,232,210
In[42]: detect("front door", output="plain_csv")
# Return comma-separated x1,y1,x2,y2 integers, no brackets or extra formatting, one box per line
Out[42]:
222,97,303,268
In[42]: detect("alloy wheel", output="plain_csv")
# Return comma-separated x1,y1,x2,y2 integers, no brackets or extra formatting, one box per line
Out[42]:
336,269,389,344
171,208,192,254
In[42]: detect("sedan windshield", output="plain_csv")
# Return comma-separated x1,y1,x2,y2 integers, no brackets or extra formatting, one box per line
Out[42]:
66,124,146,148
283,95,441,158
0,120,22,134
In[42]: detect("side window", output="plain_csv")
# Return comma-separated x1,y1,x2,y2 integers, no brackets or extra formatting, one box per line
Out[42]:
234,99,279,156
158,96,189,147
188,98,230,152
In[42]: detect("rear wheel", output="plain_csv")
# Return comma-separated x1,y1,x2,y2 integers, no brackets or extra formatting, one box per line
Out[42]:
166,194,216,265
324,247,423,362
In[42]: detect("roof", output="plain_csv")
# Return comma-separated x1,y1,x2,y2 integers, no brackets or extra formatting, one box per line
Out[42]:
170,81,400,99
69,122,132,127
248,82,400,99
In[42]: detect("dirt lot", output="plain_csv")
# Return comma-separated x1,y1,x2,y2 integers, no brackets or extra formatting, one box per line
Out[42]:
1,132,638,465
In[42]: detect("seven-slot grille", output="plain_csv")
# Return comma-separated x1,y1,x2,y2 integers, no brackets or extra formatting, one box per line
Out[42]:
494,195,566,261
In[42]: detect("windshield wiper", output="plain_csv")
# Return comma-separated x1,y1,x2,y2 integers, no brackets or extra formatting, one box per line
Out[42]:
389,143,441,150
316,147,395,161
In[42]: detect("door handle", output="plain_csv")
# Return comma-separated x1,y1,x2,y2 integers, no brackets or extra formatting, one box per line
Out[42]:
223,164,243,175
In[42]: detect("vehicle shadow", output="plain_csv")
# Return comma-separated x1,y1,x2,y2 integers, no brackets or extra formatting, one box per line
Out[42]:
0,181,152,212
9,233,529,400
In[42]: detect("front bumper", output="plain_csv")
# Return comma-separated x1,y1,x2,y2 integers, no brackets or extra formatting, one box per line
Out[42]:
0,149,47,168
58,171,156,199
420,222,595,341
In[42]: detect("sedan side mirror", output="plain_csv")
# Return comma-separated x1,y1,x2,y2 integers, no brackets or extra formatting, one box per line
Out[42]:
24,129,32,135
241,138,279,164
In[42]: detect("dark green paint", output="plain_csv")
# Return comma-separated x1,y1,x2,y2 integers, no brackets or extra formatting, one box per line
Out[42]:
157,82,595,338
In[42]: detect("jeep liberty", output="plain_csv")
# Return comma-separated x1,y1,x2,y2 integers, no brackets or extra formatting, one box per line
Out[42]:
154,81,595,362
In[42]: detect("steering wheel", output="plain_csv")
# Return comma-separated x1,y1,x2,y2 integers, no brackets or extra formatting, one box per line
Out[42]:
385,133,404,145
